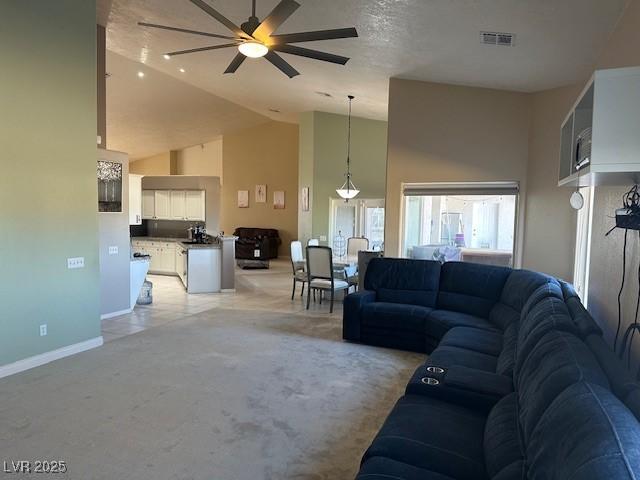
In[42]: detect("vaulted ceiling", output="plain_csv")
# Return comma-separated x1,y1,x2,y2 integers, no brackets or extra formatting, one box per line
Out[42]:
102,0,630,156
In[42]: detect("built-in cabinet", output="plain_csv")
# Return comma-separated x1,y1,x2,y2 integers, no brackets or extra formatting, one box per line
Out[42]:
559,66,640,187
141,189,205,221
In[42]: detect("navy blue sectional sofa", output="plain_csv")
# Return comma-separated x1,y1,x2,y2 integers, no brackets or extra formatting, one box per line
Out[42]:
344,258,640,479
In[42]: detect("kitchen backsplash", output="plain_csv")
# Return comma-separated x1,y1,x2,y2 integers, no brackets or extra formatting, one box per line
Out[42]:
131,220,205,238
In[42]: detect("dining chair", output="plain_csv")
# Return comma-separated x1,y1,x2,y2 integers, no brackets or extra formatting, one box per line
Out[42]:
306,246,349,313
307,238,320,246
345,237,369,289
290,241,307,300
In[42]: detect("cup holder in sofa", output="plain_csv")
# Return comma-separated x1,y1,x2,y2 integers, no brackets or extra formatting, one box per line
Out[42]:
421,377,440,386
426,366,445,374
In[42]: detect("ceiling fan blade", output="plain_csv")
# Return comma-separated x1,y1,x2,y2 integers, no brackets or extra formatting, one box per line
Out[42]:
251,0,300,43
189,0,250,39
272,44,349,65
166,43,239,57
224,53,246,74
138,22,238,40
269,27,358,45
264,51,299,78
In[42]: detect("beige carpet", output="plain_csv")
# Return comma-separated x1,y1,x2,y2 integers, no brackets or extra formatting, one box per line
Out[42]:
0,308,423,480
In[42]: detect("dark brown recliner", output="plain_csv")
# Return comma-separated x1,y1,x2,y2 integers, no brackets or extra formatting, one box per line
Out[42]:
233,227,281,261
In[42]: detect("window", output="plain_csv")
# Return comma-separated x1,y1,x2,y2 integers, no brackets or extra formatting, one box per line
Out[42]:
330,198,385,251
401,183,518,267
573,186,594,304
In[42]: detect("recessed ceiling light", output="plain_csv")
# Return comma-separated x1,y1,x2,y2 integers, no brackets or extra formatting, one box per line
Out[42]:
179,68,186,73
137,71,145,78
163,54,171,60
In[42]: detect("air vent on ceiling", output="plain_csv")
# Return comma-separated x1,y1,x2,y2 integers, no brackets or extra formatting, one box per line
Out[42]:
480,31,515,47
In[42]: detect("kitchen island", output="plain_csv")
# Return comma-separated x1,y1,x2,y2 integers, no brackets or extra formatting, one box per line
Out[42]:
131,237,226,294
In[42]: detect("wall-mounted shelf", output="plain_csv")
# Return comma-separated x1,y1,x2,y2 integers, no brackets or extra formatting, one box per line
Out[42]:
559,66,640,187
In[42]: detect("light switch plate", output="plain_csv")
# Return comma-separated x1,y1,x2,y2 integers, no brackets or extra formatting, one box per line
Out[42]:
67,257,85,269
40,324,47,336
108,246,119,255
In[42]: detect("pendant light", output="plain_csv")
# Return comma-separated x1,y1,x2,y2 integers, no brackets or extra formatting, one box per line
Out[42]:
336,95,360,201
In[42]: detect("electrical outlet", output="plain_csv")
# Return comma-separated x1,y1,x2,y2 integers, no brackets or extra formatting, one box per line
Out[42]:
40,324,47,336
108,246,118,255
67,257,85,269
320,235,327,242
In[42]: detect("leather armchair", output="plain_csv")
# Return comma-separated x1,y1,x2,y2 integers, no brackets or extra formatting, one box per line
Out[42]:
233,227,281,261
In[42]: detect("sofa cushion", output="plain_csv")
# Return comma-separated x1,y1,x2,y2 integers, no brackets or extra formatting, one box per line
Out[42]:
488,303,520,331
426,309,499,340
364,258,441,308
429,345,498,373
499,269,559,313
363,394,488,480
515,298,577,373
362,302,432,333
439,327,503,356
527,382,640,479
437,262,512,318
516,330,610,442
519,281,564,320
566,296,604,337
496,322,518,377
484,393,523,479
356,457,457,480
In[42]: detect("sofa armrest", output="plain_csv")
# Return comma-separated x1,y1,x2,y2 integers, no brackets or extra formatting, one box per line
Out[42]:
343,290,376,342
405,364,513,413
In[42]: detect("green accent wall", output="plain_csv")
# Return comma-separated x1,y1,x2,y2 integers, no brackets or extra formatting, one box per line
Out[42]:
298,111,388,245
0,1,100,366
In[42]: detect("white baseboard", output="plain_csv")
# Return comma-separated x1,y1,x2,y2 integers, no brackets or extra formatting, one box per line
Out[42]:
0,336,104,380
220,288,236,293
101,308,133,320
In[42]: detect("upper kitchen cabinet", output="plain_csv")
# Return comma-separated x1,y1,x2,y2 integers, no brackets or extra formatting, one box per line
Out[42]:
129,174,143,225
154,190,171,219
559,66,640,187
141,189,205,221
185,191,206,221
142,189,155,219
170,190,186,220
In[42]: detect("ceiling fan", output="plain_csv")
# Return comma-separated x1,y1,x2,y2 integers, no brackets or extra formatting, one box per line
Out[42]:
139,0,358,78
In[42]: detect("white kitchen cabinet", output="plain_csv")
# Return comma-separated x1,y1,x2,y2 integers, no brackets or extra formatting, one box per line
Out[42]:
159,243,176,273
142,190,155,219
170,190,187,220
129,174,143,225
185,190,206,221
155,191,171,219
146,246,161,271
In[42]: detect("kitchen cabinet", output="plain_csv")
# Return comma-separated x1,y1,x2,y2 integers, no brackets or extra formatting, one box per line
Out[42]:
140,189,205,221
129,174,143,225
142,190,155,219
155,191,171,219
170,190,186,220
185,190,206,221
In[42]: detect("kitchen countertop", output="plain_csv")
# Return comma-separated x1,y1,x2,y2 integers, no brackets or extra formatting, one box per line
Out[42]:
131,236,220,249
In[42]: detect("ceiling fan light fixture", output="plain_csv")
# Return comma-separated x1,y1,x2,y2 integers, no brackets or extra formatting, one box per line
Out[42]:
238,41,268,58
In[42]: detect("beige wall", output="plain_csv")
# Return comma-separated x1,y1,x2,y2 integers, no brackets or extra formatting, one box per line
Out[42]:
221,121,299,253
385,79,531,259
521,85,582,280
129,151,176,175
176,138,223,178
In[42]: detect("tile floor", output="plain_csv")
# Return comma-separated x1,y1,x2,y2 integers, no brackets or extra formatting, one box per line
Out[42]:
101,259,344,342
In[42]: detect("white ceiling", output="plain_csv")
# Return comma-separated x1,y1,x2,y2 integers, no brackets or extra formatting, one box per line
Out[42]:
105,0,629,124
106,51,270,159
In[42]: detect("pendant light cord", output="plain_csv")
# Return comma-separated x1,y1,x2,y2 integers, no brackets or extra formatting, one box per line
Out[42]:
346,95,354,187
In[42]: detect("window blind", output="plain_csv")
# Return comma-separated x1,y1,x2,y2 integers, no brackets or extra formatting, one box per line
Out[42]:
402,182,519,197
